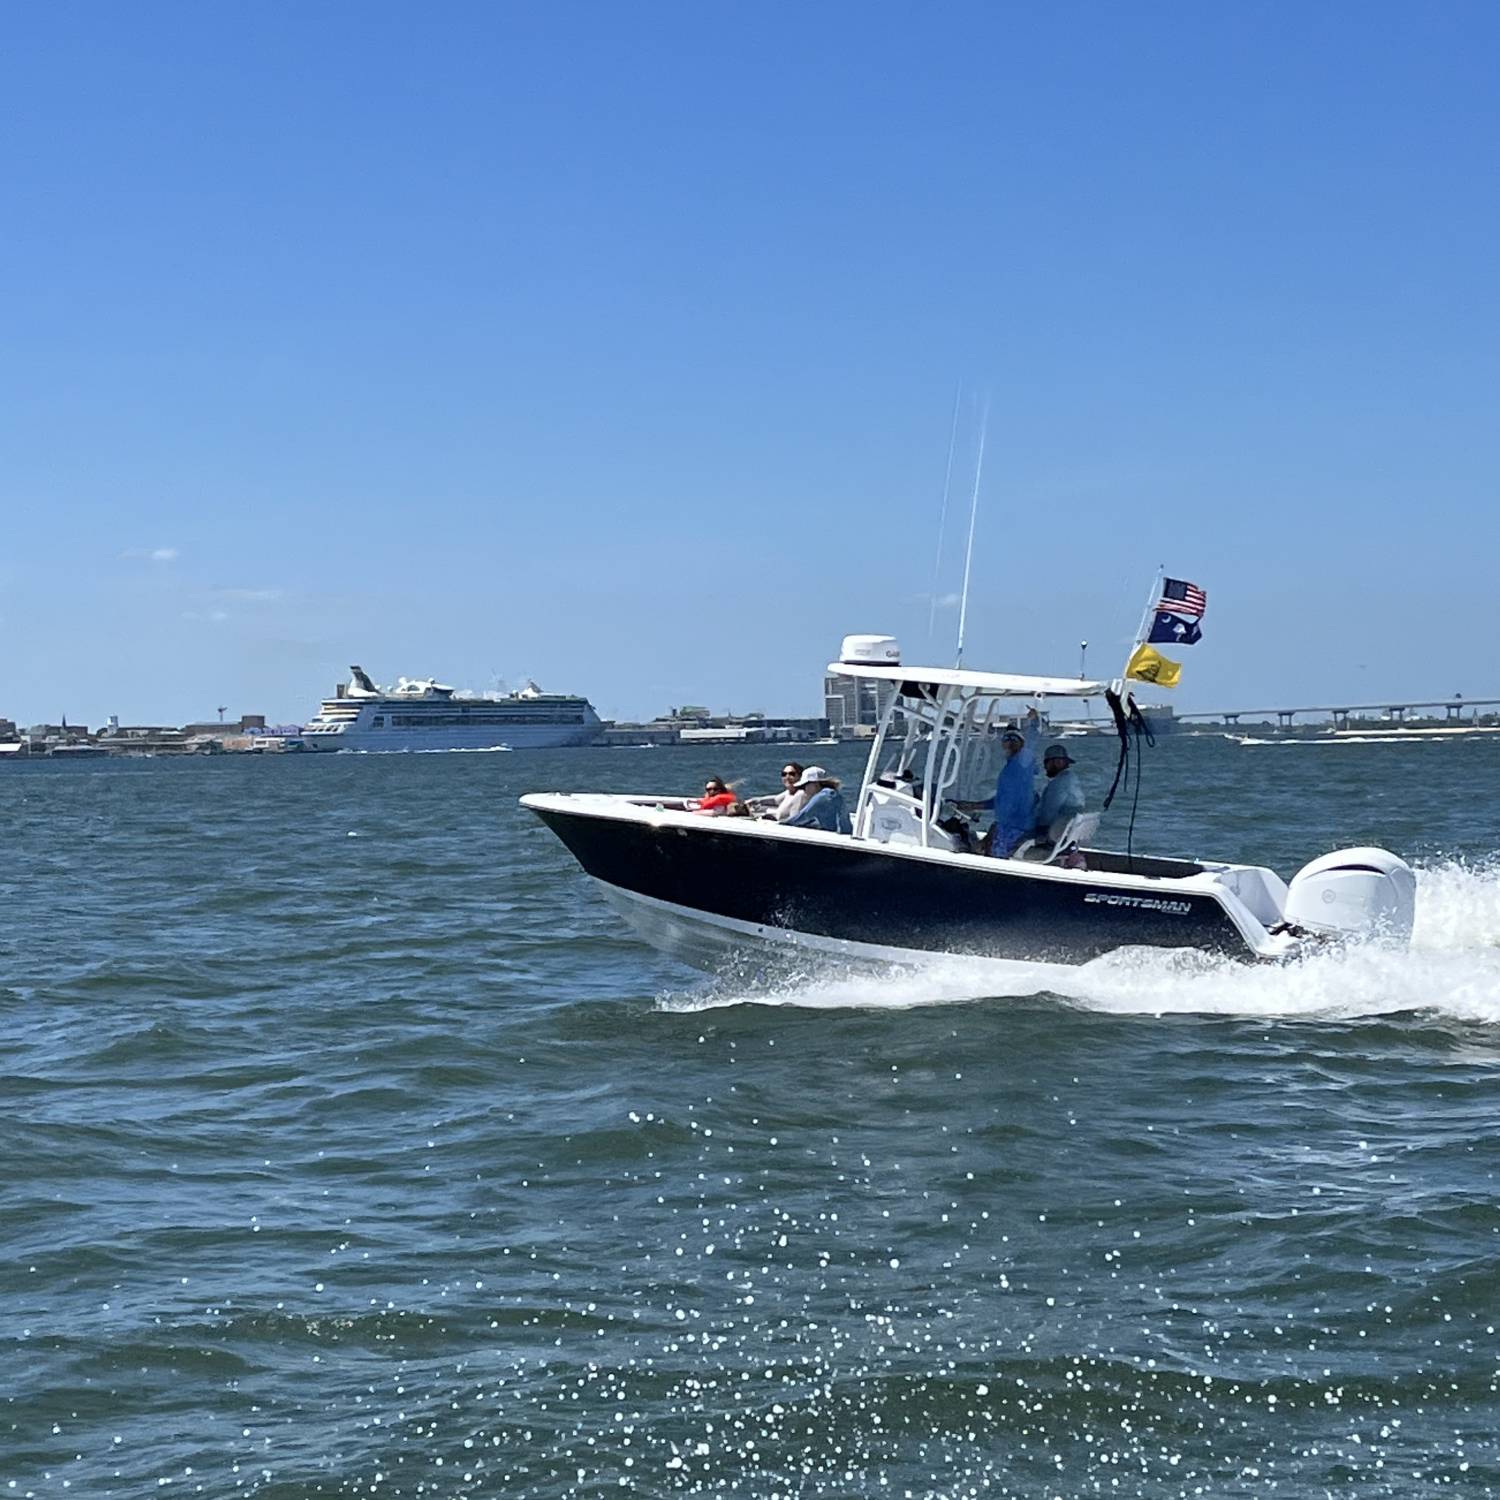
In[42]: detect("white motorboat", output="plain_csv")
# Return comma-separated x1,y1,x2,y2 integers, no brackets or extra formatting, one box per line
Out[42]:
522,635,1416,979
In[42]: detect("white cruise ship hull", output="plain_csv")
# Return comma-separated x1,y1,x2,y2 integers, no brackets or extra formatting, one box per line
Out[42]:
301,721,600,752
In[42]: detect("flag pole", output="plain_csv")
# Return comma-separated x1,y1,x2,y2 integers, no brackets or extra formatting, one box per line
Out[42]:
1132,565,1163,648
1121,565,1163,679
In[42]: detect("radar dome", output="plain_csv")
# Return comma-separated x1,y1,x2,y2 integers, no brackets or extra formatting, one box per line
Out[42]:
839,634,901,666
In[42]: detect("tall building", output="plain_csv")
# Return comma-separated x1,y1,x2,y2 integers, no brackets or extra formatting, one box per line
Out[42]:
823,673,896,733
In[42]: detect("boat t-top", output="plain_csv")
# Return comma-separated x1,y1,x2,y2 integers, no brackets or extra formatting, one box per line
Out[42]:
521,634,1416,977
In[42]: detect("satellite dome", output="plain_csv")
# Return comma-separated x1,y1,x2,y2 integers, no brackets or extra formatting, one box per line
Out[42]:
839,634,901,666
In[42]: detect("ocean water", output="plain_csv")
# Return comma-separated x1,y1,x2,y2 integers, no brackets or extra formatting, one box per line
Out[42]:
4,736,1500,1498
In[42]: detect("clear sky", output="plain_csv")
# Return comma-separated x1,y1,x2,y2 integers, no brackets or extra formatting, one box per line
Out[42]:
3,3,1497,726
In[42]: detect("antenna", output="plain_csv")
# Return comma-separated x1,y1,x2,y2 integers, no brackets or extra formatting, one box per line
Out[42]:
927,384,962,644
954,392,989,668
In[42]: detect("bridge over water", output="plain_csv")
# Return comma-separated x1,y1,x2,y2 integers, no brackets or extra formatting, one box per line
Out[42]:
1175,698,1500,728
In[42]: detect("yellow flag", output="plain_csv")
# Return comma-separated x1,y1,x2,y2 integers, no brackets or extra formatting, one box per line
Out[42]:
1125,642,1182,688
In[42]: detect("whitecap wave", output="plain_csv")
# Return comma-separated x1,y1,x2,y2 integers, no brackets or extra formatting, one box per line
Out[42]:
658,860,1500,1024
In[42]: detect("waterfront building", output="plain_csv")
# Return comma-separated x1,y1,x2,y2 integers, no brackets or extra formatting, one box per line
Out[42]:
182,715,267,737
603,712,830,748
823,672,896,737
25,722,89,741
601,725,682,747
96,723,193,753
679,723,796,745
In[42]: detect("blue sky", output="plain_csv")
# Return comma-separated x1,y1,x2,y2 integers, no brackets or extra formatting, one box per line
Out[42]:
3,3,1497,725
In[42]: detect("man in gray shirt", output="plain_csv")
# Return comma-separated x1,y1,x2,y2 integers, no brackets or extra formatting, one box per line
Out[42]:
1033,742,1085,843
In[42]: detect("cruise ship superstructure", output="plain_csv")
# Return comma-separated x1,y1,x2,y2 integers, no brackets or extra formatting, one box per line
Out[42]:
300,666,603,752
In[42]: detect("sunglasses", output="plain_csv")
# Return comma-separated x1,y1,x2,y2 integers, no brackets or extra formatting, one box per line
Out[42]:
782,770,799,779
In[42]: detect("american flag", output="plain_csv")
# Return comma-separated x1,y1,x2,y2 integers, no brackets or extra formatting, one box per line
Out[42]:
1157,577,1207,617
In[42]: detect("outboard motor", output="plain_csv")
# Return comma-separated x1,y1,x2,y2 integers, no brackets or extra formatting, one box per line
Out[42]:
1283,847,1417,945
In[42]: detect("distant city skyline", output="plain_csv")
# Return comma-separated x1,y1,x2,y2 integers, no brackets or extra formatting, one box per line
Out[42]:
4,4,1498,726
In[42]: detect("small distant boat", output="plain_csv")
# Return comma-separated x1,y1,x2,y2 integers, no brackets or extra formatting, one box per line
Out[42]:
524,634,1416,977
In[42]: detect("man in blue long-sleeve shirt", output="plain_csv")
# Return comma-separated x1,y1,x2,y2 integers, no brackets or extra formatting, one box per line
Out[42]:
991,728,1040,855
956,727,1038,856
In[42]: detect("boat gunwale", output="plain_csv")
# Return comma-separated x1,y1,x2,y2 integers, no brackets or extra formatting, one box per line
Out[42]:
518,790,1241,897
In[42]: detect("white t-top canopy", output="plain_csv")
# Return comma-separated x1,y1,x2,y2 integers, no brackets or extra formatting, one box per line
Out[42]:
827,661,1109,698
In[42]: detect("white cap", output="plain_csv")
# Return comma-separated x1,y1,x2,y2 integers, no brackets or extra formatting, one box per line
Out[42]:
795,765,839,789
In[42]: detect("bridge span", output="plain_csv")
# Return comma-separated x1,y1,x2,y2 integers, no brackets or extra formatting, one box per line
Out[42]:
1175,698,1500,728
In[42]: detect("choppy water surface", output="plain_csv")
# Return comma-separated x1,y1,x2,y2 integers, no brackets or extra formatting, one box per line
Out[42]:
5,737,1500,1497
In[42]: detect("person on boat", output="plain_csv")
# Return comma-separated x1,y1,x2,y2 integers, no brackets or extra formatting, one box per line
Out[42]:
747,762,808,821
956,726,1038,856
693,776,739,815
784,767,853,834
1031,743,1085,843
991,728,1041,855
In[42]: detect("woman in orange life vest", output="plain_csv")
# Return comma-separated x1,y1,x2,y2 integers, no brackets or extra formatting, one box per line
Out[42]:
693,776,739,814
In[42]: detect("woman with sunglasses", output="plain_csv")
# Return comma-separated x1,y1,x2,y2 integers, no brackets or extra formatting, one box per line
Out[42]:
692,776,740,815
747,762,808,822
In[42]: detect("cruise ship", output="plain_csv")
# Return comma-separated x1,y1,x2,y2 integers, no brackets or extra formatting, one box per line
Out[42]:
299,666,603,752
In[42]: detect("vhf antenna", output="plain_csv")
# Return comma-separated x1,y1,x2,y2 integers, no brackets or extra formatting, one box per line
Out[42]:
954,392,989,669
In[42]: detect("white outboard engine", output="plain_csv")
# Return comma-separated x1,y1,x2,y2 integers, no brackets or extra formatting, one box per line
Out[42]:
1283,847,1416,945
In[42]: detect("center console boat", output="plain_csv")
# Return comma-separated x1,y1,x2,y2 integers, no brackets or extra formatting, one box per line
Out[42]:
521,635,1416,979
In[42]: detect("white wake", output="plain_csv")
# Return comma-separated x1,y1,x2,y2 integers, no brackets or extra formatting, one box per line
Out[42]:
658,861,1500,1024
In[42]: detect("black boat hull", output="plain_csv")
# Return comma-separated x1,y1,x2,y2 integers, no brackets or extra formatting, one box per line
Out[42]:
528,801,1251,966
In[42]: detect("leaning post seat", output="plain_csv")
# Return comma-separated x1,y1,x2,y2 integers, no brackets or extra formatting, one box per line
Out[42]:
1010,811,1102,864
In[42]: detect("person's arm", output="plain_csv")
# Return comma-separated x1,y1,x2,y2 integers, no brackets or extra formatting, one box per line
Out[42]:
959,763,1009,814
1061,776,1086,822
1033,779,1060,836
785,790,827,828
774,789,809,822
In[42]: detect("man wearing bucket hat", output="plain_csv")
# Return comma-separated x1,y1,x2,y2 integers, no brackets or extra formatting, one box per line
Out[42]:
1032,742,1086,845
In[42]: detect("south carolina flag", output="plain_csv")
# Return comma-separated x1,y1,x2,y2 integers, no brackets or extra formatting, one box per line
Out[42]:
1125,642,1183,689
1148,610,1202,646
